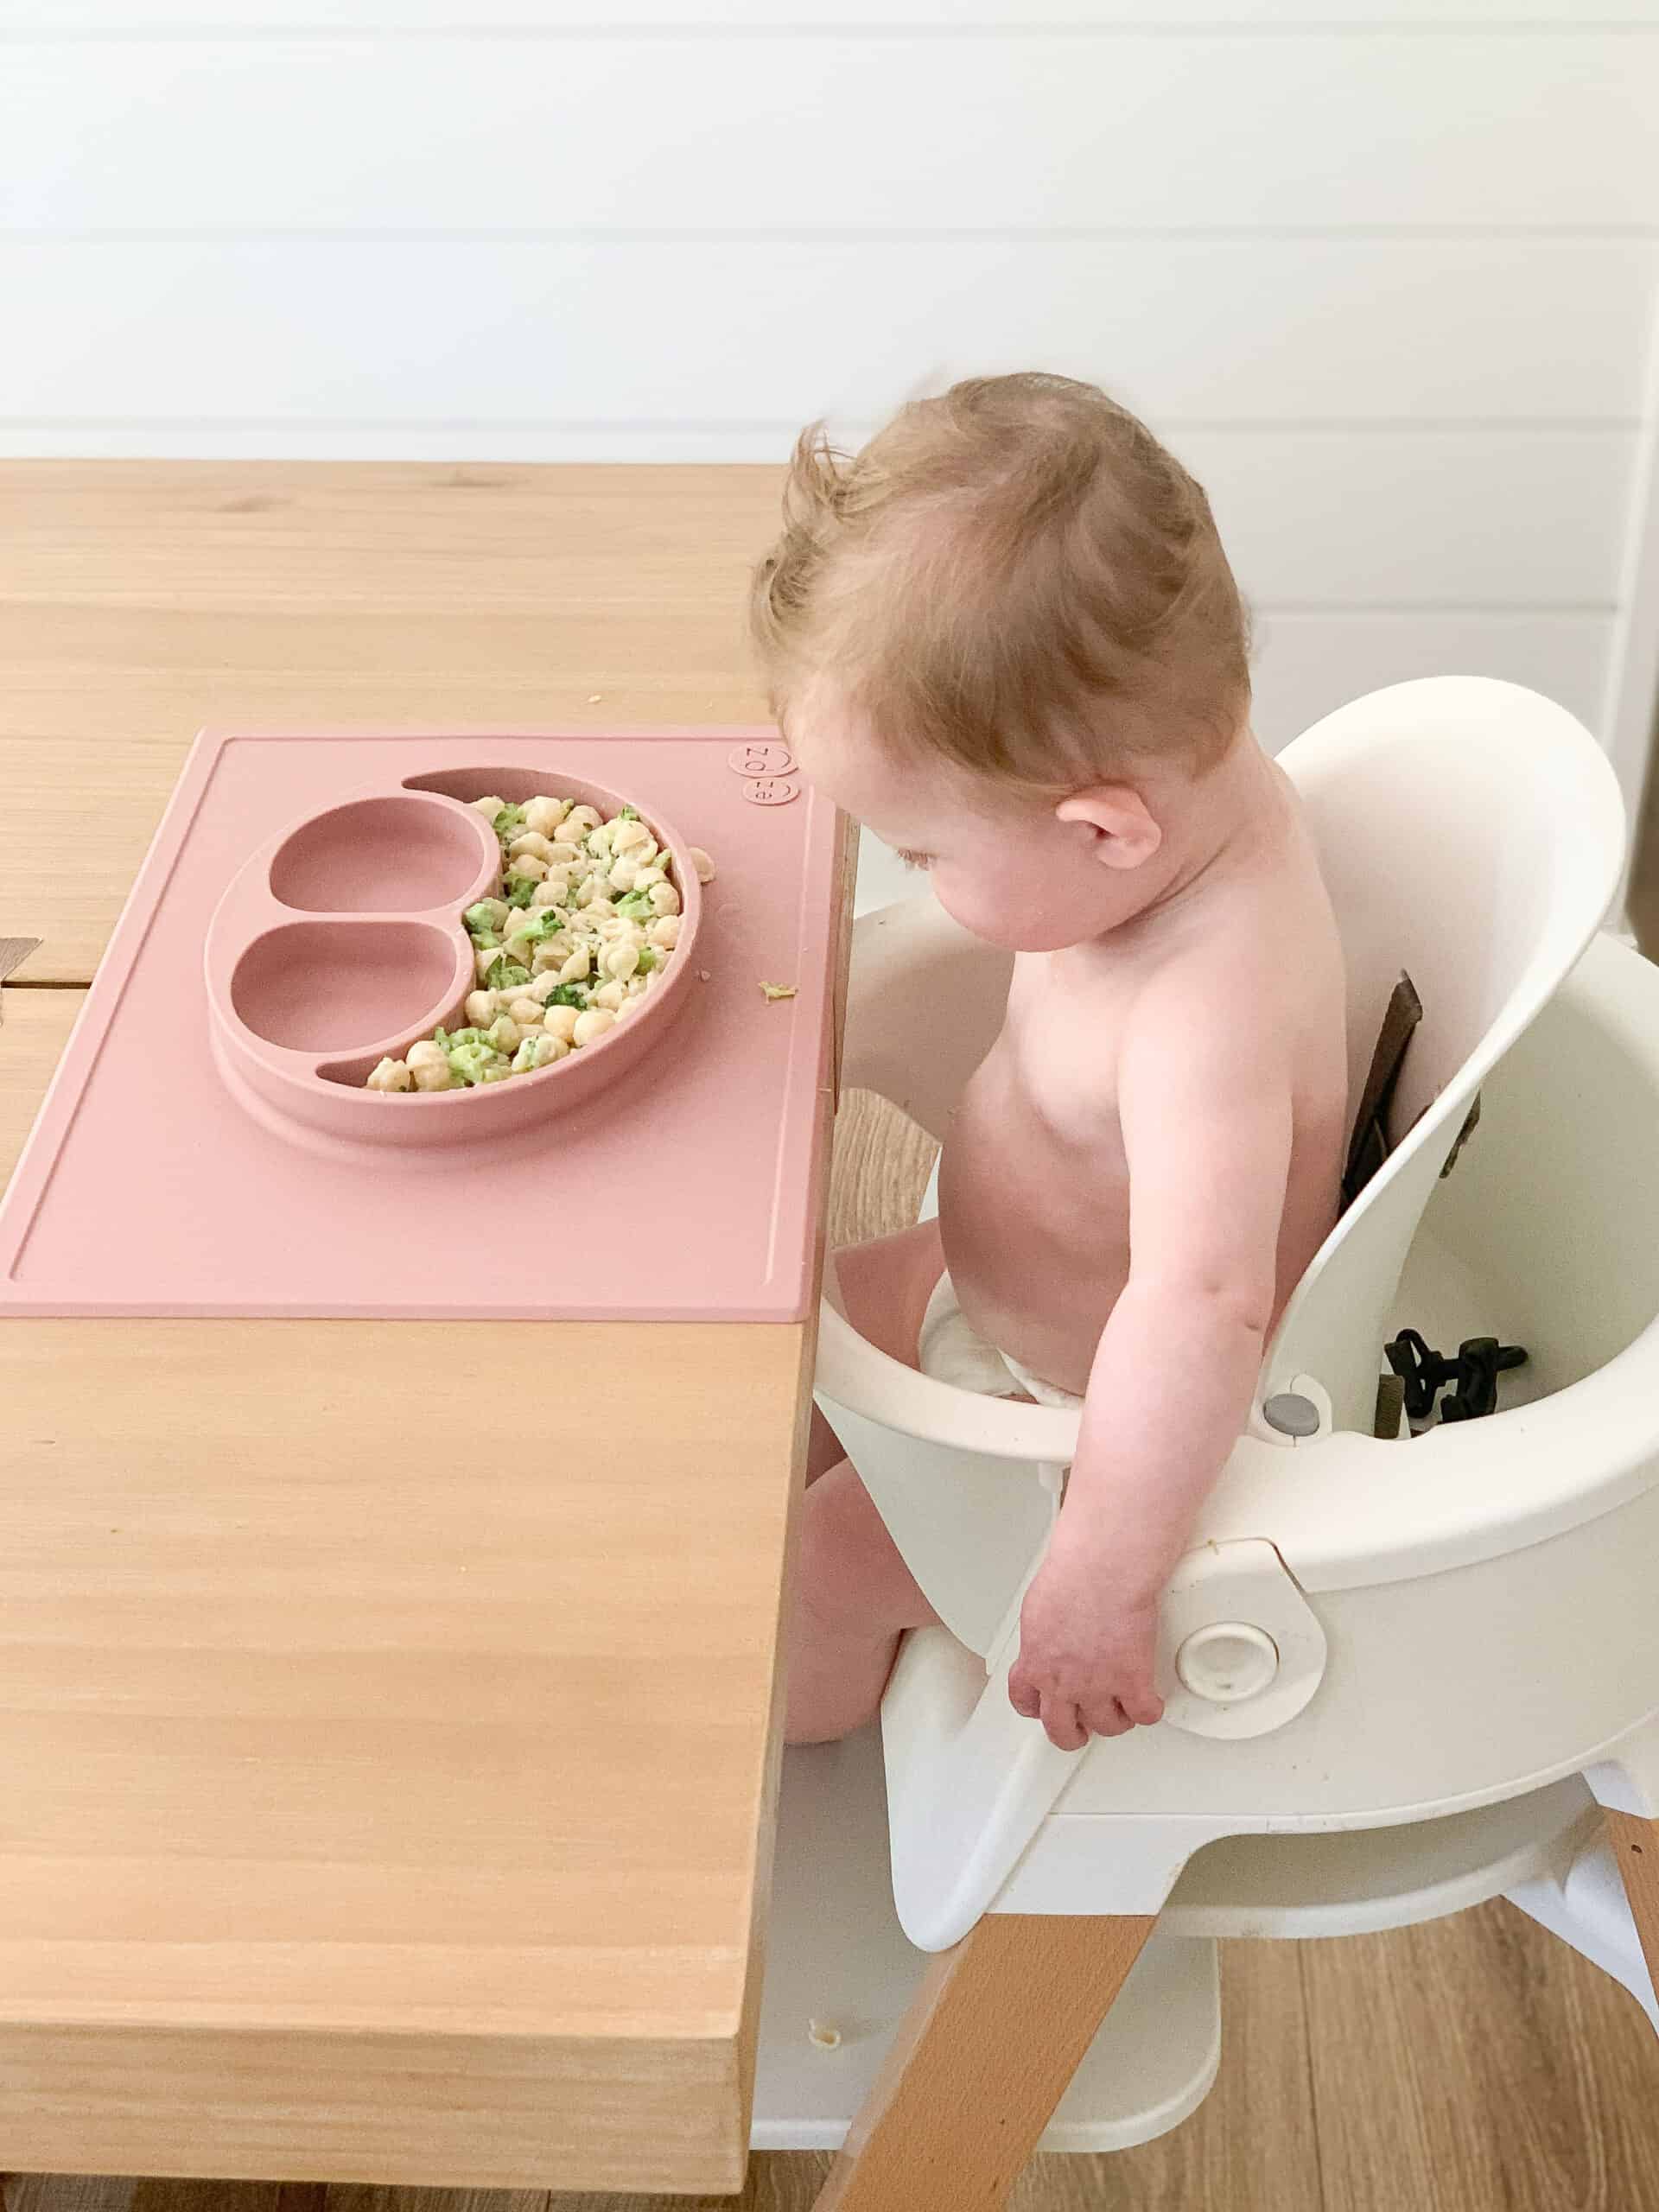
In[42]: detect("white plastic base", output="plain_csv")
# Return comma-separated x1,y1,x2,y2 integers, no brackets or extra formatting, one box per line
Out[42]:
1506,1835,1659,2034
754,1729,1658,2160
753,1725,1221,2153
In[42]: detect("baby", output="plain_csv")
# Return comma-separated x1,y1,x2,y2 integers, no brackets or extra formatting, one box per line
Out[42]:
752,373,1350,1753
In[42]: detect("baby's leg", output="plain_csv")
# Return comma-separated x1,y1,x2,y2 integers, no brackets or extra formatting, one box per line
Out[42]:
790,1219,945,1744
788,1459,943,1742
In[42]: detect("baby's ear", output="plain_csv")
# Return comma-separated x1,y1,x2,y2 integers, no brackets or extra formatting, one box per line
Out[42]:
1055,785,1162,871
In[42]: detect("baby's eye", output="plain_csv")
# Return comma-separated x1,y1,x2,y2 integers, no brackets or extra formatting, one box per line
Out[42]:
897,849,933,872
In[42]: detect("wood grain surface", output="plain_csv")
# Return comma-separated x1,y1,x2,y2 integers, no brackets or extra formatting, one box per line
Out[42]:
0,461,783,982
816,1915,1155,2212
1605,1810,1659,2025
10,1903,1656,2211
0,461,830,2192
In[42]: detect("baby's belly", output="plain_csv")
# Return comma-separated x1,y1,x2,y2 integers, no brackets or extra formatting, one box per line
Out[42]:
937,1093,1131,1398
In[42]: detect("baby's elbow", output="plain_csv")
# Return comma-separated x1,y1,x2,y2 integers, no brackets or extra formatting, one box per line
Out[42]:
1202,1277,1275,1341
1137,1272,1274,1341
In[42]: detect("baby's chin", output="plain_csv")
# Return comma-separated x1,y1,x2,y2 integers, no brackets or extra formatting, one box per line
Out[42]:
1007,925,1108,953
935,892,1103,955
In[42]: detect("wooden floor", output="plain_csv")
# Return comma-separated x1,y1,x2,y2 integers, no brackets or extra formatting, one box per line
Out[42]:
5,1090,1657,2209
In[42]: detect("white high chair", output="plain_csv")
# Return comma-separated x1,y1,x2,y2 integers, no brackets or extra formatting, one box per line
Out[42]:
808,678,1659,2211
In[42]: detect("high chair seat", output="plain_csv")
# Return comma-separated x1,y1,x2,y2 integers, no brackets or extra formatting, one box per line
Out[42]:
819,676,1630,1658
804,677,1659,2212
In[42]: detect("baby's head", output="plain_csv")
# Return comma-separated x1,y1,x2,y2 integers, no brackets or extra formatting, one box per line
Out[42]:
751,372,1252,950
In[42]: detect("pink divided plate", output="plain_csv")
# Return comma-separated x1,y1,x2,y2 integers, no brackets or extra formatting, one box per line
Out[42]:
207,766,708,1147
0,729,843,1323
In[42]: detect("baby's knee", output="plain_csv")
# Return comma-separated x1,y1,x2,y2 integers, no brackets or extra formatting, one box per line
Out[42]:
795,1462,938,1638
805,1402,844,1485
829,1217,944,1370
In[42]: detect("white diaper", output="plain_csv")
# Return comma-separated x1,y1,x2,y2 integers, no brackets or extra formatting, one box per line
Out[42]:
917,1272,1084,1411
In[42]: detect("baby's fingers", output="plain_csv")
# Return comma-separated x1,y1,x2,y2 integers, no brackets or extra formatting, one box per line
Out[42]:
1009,1667,1086,1749
1040,1696,1088,1751
1080,1696,1135,1739
1122,1682,1166,1728
1008,1672,1042,1723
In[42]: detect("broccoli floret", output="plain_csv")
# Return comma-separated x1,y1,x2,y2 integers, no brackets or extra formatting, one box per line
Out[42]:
479,1063,514,1084
433,1027,451,1052
443,1026,484,1049
468,926,501,950
616,889,653,920
543,982,590,1010
617,804,639,820
484,956,531,992
447,1040,499,1087
512,908,563,944
492,804,526,838
635,946,658,973
505,876,537,908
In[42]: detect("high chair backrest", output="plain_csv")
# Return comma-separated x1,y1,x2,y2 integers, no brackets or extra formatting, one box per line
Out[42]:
1264,677,1624,1430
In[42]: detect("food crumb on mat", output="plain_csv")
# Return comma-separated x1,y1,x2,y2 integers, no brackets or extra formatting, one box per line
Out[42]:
587,693,602,702
689,845,717,883
760,982,798,1002
807,2019,842,2050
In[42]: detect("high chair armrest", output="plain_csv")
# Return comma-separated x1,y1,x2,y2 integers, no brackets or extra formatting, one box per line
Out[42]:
816,1296,1074,1654
1196,1355,1659,1595
817,1294,1080,1464
823,1273,1659,1626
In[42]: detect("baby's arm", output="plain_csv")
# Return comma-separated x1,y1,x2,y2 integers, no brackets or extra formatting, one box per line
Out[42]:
1008,958,1294,1750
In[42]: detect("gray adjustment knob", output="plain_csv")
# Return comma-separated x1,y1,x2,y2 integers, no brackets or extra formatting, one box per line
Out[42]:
1263,1391,1320,1439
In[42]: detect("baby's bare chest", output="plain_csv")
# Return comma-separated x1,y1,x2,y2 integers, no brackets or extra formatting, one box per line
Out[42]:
1001,956,1135,1149
943,966,1135,1341
952,959,1132,1200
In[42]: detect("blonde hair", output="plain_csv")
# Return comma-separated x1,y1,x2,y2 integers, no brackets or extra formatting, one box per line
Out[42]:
750,373,1250,792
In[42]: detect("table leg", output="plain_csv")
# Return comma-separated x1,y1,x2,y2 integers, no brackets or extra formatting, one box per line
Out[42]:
1605,1807,1659,2016
812,1910,1155,2212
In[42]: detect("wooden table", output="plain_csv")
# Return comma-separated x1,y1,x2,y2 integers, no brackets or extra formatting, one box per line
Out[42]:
0,463,842,2196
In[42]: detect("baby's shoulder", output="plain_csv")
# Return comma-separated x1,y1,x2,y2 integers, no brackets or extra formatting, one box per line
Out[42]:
1127,854,1344,1107
1119,920,1307,1098
1135,915,1285,1020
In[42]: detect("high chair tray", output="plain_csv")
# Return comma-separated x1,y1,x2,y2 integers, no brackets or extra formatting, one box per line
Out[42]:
0,728,842,1322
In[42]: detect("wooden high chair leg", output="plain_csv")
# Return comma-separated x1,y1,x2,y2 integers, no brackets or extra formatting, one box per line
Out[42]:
1605,1808,1659,2010
811,1910,1155,2212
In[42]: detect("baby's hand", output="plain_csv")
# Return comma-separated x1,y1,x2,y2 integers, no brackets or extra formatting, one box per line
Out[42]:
1008,1540,1165,1751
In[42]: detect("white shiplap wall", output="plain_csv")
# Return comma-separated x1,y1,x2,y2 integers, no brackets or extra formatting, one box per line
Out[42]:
3,5,1657,864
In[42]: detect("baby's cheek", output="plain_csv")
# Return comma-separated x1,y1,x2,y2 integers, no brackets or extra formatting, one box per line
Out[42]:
931,872,1022,949
928,870,988,936
944,857,1109,953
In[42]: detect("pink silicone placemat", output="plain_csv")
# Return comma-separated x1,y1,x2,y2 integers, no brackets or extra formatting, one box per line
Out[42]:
0,730,842,1323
